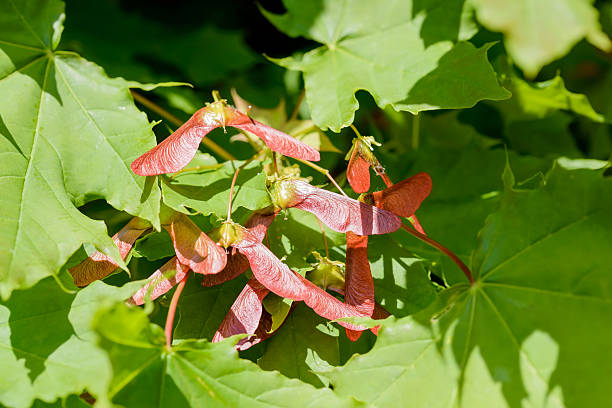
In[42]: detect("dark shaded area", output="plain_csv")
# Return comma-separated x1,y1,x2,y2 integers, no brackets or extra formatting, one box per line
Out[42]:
4,278,76,381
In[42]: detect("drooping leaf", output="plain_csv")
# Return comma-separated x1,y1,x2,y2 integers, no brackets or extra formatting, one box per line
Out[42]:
471,0,612,77
263,0,510,131
497,73,609,124
0,277,143,408
258,303,340,388
325,159,612,407
94,302,360,408
0,0,164,298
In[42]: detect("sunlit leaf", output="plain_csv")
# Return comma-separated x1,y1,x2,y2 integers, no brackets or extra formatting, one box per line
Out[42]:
325,159,612,407
263,0,509,131
0,278,143,408
95,302,361,407
471,0,612,77
0,0,166,298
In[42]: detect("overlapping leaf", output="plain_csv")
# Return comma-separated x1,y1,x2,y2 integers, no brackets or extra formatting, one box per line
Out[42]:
258,303,340,387
383,112,551,284
367,234,436,317
471,0,612,77
161,155,272,223
325,159,612,407
263,0,510,131
0,277,143,408
94,302,361,408
0,0,164,298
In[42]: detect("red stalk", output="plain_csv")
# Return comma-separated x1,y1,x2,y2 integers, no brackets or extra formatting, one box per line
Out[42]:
400,224,474,284
164,270,191,348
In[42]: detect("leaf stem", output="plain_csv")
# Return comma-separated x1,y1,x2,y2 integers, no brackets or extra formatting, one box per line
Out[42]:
164,270,190,349
288,89,306,123
380,173,393,188
400,224,474,284
317,218,330,258
272,151,279,177
130,90,236,161
294,158,348,197
168,163,224,179
350,124,363,139
226,156,257,222
411,113,420,150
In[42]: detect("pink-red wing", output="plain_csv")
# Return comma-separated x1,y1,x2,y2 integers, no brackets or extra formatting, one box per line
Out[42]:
234,234,307,300
347,146,371,193
212,277,270,350
128,257,189,305
244,211,277,242
201,251,250,287
409,214,426,235
234,235,367,331
164,213,227,275
228,107,320,162
70,217,150,287
131,115,215,176
344,232,375,341
288,179,401,235
371,172,432,218
201,211,276,287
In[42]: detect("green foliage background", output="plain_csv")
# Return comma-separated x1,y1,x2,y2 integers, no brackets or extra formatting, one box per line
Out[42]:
1,0,611,407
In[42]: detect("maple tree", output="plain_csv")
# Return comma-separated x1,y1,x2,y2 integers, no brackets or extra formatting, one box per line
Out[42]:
1,0,612,407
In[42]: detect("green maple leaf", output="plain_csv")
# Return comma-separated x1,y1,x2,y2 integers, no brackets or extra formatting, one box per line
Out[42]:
382,111,551,284
258,303,341,388
471,0,612,78
262,0,510,131
0,0,172,298
367,234,437,317
496,71,609,124
161,156,272,223
174,274,249,341
94,302,362,408
0,277,144,408
324,159,612,407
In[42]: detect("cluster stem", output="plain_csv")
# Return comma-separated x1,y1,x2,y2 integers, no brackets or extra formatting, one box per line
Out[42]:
400,224,474,284
164,270,191,349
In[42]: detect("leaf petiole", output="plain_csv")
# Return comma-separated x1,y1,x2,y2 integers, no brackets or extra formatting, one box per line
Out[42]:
400,224,474,283
164,270,191,349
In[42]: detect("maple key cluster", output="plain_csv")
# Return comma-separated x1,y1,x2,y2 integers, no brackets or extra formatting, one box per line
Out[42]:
70,96,433,348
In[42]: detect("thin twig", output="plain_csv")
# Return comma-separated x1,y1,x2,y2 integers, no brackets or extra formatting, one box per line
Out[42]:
168,163,224,179
130,90,236,161
317,218,330,258
164,270,191,349
350,123,363,139
226,156,257,222
272,151,279,177
400,224,474,284
294,158,348,197
288,88,306,123
411,113,420,150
